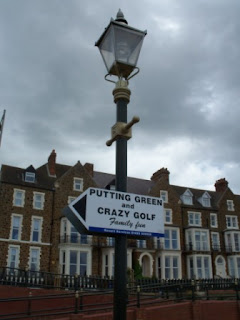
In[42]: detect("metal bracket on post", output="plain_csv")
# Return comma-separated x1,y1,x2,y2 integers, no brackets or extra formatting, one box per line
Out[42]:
106,116,140,146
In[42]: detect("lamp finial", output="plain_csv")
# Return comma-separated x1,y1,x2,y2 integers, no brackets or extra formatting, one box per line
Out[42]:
115,9,128,24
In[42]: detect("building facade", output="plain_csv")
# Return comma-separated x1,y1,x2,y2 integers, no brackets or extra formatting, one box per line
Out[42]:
1,150,240,279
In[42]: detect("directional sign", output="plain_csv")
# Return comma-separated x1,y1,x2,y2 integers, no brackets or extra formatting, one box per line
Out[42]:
63,187,164,237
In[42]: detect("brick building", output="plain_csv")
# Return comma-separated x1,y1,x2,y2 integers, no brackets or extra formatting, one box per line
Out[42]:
1,150,240,279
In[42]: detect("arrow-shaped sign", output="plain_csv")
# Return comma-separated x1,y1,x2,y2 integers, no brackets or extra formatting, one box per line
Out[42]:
62,187,164,238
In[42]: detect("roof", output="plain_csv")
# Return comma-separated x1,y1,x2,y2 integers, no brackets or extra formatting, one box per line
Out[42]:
93,171,153,195
0,163,71,190
1,162,239,211
172,185,224,210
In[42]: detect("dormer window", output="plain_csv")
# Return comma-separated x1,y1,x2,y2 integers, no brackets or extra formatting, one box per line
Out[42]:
106,179,116,190
24,165,36,183
199,192,211,207
25,172,35,183
181,189,193,205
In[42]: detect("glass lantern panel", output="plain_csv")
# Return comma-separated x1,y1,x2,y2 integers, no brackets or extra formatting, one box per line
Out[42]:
98,27,115,72
113,25,145,67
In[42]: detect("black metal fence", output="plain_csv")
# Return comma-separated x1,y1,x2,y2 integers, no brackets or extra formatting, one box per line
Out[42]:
0,278,240,319
1,266,240,292
0,267,114,291
1,267,240,320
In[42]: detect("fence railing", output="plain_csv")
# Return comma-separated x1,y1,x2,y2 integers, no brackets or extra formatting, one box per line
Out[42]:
1,279,240,320
0,267,114,291
1,266,240,292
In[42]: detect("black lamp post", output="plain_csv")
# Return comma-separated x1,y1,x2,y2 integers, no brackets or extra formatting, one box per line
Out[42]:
96,10,146,320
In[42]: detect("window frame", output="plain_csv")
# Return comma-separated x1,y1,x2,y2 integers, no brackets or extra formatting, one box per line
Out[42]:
68,196,76,205
10,214,23,241
107,237,115,246
211,232,220,251
101,249,117,278
164,209,172,224
31,216,43,243
33,192,45,210
73,178,83,192
210,213,218,228
29,247,41,272
225,231,240,252
226,215,238,229
70,250,88,276
188,211,202,227
160,190,168,203
228,256,240,278
227,200,235,211
137,239,146,249
187,255,212,279
156,252,182,279
164,227,180,250
200,192,211,207
7,245,20,270
182,189,193,205
13,189,25,207
185,228,210,251
154,237,163,249
25,172,35,183
60,218,89,245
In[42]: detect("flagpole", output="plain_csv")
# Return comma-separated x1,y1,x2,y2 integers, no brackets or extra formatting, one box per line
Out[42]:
0,110,6,147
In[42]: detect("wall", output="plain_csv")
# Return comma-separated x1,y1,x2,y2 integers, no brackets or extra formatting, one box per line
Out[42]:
1,286,240,320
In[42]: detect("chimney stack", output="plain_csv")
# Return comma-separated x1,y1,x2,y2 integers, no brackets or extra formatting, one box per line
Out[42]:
215,178,228,192
84,163,94,177
48,149,56,177
151,167,170,184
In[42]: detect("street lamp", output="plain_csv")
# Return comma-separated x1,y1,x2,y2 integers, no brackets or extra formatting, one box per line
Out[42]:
96,9,146,320
96,9,146,80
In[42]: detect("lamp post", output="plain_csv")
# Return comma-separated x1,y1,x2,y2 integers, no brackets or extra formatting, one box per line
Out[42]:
96,10,146,320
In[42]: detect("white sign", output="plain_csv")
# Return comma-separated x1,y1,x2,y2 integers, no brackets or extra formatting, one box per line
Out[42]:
67,187,164,237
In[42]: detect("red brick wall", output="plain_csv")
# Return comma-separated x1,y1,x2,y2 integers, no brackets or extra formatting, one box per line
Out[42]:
1,286,240,320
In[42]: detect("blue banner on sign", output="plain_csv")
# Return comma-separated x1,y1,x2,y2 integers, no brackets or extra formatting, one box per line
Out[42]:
88,226,164,238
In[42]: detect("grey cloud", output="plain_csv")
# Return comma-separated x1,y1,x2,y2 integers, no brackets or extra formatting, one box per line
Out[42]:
1,0,240,193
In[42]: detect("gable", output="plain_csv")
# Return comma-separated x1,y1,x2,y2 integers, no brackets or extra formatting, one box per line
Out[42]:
54,161,98,192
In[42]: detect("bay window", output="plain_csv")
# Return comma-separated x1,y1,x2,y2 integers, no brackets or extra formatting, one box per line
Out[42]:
157,253,181,279
228,256,240,277
186,229,210,251
225,231,240,252
187,255,212,279
69,250,87,276
60,218,89,244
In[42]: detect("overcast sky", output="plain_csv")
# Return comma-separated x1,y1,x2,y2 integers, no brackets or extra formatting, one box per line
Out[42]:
1,0,240,193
